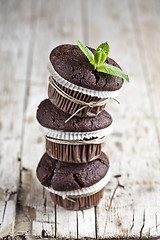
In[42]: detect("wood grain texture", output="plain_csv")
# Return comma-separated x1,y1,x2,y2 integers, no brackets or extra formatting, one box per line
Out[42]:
0,0,160,239
86,0,160,238
30,0,83,85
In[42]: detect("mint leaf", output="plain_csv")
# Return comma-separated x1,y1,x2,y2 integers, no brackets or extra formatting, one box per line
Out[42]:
97,63,129,82
96,42,110,55
77,40,94,65
94,50,107,68
94,41,110,68
77,40,129,82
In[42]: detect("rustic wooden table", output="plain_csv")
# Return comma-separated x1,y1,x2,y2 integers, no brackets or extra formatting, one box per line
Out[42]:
0,0,160,239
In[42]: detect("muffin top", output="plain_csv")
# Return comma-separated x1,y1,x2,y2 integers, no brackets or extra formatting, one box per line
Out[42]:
36,99,112,132
50,44,123,91
36,152,109,191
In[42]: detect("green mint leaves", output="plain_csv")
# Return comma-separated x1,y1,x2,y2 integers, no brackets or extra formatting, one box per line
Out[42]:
97,64,129,82
77,40,129,82
77,40,94,65
94,42,110,68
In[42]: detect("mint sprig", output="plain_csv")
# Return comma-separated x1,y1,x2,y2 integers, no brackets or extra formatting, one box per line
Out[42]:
97,64,129,82
77,40,129,82
94,42,110,68
77,40,94,65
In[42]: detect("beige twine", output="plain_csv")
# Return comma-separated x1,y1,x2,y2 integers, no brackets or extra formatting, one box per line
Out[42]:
49,76,120,123
61,189,102,203
46,136,106,145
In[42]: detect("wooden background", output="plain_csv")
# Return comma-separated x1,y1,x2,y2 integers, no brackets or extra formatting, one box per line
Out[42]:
0,0,160,239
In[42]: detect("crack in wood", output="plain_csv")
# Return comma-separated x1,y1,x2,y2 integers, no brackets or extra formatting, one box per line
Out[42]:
42,187,45,199
129,209,135,232
155,212,158,232
1,189,13,225
108,179,125,210
43,196,47,214
22,167,29,172
17,158,21,162
1,201,7,226
114,174,122,178
139,210,145,239
14,168,35,236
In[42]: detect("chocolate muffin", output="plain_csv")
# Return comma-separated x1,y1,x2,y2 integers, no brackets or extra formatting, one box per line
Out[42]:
36,152,109,191
36,99,112,132
50,44,123,91
48,78,106,118
50,188,104,211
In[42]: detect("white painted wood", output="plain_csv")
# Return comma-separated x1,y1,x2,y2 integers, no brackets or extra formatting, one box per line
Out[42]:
0,201,5,225
56,206,77,239
0,195,17,238
0,80,26,237
21,84,46,170
32,221,55,238
77,208,96,238
0,0,39,237
14,83,54,237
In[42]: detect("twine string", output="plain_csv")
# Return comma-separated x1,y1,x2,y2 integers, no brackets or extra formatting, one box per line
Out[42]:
62,195,76,203
49,76,108,107
49,76,118,123
61,189,101,202
46,135,106,145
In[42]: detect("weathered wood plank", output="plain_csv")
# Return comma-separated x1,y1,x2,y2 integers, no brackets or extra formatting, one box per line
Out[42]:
20,0,84,238
87,0,160,238
129,0,160,143
0,81,25,238
77,208,96,238
0,80,26,237
14,84,49,237
133,0,160,135
55,206,77,239
0,0,33,83
1,0,160,239
30,0,83,85
128,0,160,236
0,194,17,238
0,0,39,237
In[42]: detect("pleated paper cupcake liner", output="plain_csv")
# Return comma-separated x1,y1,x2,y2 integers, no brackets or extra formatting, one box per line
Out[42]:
48,81,106,118
50,188,104,211
46,139,101,163
39,124,113,140
48,62,121,98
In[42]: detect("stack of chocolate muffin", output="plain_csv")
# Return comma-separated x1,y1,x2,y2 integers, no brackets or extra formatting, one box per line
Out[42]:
36,44,123,211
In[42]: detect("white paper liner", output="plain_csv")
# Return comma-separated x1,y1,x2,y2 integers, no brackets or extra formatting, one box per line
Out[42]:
39,124,112,140
45,168,111,197
47,62,121,98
